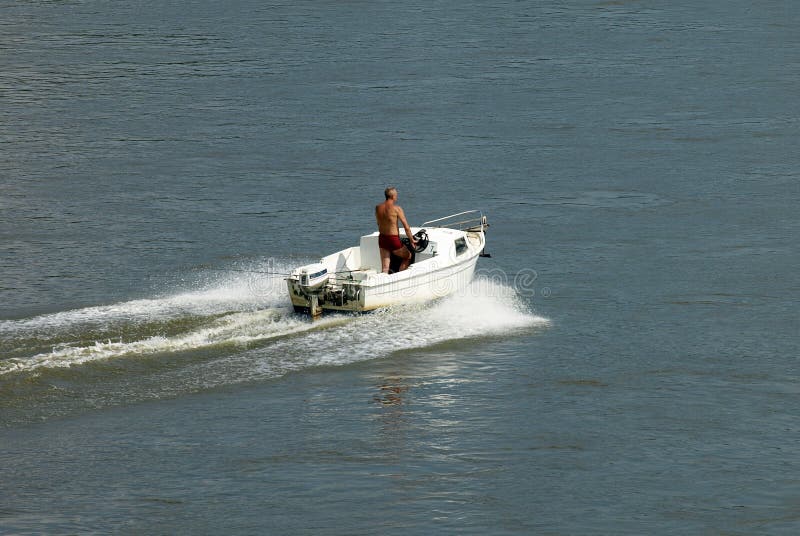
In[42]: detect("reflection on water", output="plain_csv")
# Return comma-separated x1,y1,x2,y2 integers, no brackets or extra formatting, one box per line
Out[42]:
373,373,411,454
370,356,474,455
374,378,409,407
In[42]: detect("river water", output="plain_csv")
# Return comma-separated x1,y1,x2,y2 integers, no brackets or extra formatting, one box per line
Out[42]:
2,0,799,534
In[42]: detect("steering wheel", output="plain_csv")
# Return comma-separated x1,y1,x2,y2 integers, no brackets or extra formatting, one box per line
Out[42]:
411,229,429,253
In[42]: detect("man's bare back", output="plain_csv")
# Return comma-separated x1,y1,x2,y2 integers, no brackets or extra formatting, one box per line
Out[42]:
375,201,401,235
375,187,416,273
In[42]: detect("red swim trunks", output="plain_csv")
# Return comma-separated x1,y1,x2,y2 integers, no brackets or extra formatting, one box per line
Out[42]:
378,233,404,251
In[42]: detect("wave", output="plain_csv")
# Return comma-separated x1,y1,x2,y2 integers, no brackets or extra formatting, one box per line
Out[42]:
0,269,549,381
0,262,289,336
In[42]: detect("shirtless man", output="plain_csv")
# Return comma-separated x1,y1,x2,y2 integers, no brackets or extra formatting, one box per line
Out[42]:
375,186,417,273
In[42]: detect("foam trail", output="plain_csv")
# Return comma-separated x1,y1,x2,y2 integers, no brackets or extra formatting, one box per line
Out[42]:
0,261,302,374
0,261,291,335
0,310,332,375
180,277,550,388
306,276,548,365
0,274,549,380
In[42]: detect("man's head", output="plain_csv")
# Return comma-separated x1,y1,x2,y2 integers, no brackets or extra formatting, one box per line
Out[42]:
384,186,398,200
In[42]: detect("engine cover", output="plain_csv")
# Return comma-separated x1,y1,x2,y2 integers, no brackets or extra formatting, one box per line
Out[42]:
298,263,328,292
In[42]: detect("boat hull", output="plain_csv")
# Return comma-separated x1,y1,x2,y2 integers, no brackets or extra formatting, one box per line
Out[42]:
290,255,479,314
287,213,488,317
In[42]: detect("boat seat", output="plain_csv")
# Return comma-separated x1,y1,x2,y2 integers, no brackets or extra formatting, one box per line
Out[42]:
359,234,382,271
350,269,374,281
334,248,359,272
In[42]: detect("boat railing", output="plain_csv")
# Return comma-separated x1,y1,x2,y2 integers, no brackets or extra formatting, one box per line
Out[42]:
422,210,488,233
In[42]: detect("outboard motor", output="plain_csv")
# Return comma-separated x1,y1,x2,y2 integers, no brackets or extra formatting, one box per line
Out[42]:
297,263,329,293
293,262,329,318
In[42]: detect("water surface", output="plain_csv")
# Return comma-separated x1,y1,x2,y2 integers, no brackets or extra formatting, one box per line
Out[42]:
2,0,799,534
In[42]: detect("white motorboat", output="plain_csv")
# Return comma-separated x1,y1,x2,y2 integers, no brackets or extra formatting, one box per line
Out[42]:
287,210,489,317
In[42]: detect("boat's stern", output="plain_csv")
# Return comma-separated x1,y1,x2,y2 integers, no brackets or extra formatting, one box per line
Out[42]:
287,259,366,318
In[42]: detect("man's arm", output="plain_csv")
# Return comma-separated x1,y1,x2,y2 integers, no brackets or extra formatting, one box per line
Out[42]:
396,207,417,246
